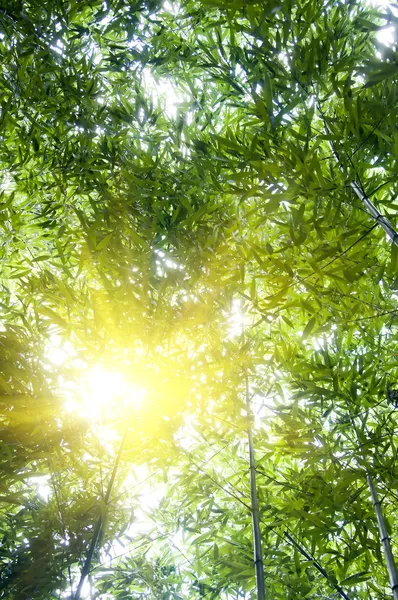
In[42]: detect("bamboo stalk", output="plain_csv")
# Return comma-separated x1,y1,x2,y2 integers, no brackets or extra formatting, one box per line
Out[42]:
316,102,398,247
367,473,398,600
349,181,398,246
342,406,398,599
246,377,266,600
341,401,398,600
74,426,129,600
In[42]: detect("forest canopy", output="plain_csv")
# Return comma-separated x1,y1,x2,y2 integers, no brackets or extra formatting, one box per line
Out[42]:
1,0,398,598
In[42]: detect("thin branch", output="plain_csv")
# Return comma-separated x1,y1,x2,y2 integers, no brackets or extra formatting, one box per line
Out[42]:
284,531,350,600
349,118,384,159
181,447,251,511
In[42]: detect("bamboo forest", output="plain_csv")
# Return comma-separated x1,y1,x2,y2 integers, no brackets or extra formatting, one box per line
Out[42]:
2,0,398,598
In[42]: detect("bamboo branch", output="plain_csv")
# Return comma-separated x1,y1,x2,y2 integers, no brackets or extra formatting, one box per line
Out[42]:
181,447,251,511
246,377,266,600
367,474,398,600
284,532,350,600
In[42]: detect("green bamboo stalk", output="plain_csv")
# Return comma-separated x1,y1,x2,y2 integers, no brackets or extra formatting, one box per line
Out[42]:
367,474,398,600
338,398,398,600
317,102,398,247
349,181,398,246
246,377,266,600
74,426,129,600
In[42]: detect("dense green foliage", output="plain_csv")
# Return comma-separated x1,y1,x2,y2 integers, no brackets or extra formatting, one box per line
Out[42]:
1,0,398,598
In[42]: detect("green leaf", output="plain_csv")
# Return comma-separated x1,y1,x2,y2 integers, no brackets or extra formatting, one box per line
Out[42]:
302,317,316,339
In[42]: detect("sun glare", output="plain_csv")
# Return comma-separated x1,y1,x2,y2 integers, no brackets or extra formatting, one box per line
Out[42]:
65,365,147,422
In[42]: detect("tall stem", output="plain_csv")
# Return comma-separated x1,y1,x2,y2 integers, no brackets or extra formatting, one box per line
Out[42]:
349,182,398,246
74,425,129,600
341,399,398,600
317,102,398,247
246,377,266,600
367,473,398,600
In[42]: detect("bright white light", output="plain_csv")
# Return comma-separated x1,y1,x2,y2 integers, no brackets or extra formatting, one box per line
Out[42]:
0,171,15,193
87,366,146,417
46,335,74,366
28,476,51,501
307,95,315,108
227,298,244,338
163,0,180,15
142,68,189,119
365,0,394,7
279,51,290,68
65,366,146,421
174,415,198,450
365,0,398,17
99,12,113,27
376,26,396,46
50,44,64,56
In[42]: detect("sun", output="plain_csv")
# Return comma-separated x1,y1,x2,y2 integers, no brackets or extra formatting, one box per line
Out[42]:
65,365,147,422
